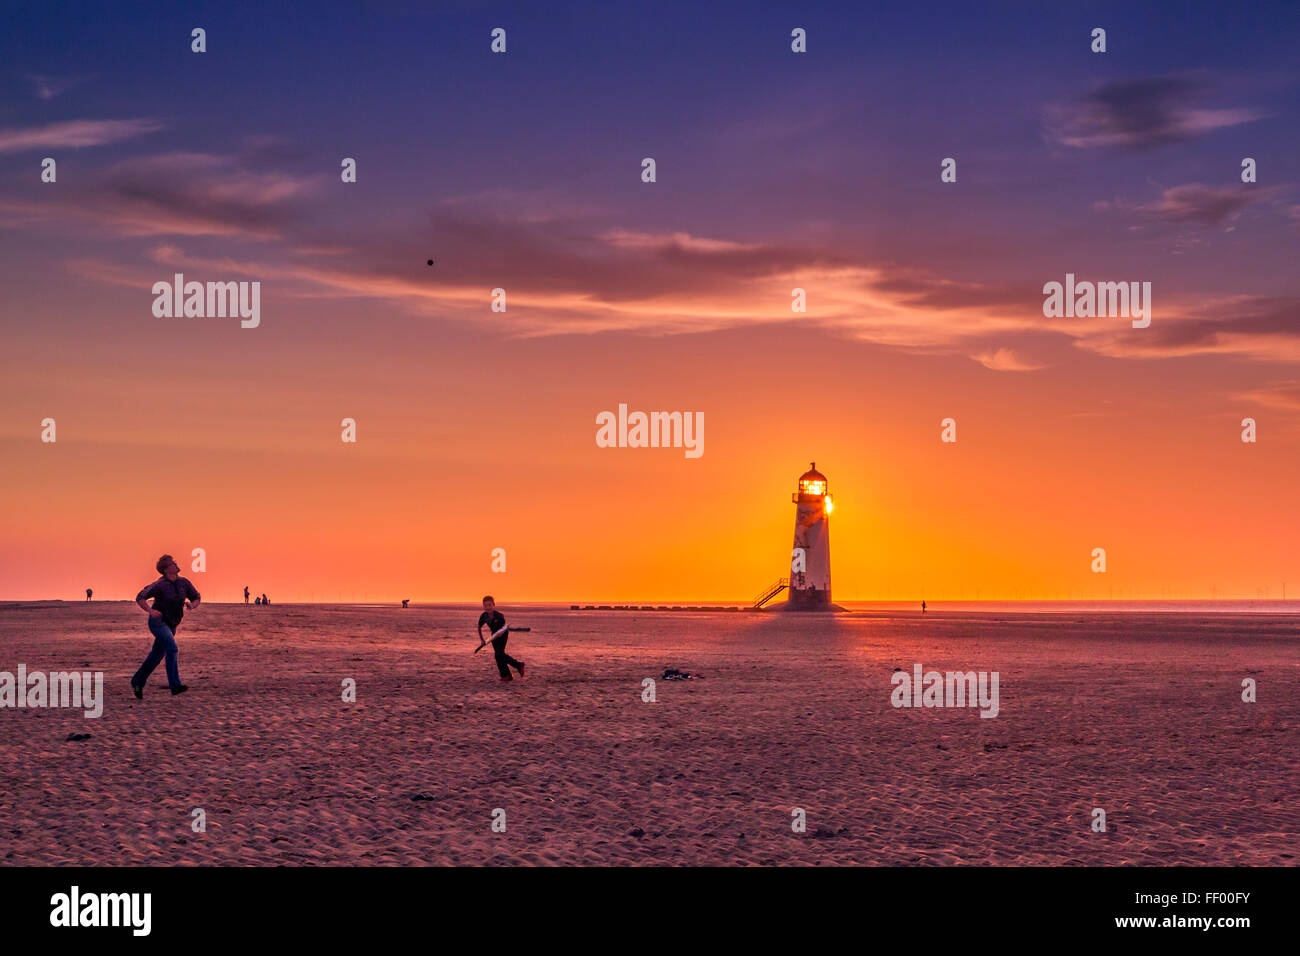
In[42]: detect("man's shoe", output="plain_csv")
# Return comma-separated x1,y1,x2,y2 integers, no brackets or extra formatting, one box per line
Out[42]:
499,673,513,682
170,684,189,696
130,681,143,700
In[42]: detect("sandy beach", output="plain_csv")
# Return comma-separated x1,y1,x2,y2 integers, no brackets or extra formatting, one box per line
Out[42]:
1,602,1297,866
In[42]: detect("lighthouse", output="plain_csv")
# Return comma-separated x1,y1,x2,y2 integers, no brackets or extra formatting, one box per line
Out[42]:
789,462,832,609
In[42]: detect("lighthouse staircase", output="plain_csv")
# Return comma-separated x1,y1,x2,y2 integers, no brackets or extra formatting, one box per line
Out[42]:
753,577,789,609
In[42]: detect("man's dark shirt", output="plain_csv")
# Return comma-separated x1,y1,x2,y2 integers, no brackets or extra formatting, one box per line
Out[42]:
478,609,506,638
138,576,200,629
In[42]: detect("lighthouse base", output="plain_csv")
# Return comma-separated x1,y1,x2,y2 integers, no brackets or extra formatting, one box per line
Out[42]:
767,600,847,612
782,589,842,611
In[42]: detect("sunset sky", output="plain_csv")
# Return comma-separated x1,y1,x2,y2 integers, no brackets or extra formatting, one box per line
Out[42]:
2,1,1298,602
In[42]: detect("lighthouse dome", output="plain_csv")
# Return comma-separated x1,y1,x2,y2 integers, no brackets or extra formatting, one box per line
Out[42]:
797,462,828,495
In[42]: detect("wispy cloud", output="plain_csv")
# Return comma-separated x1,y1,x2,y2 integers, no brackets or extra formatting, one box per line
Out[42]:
17,149,1299,367
63,208,1040,352
972,348,1046,372
1045,74,1263,150
1080,297,1300,363
1094,183,1274,228
0,118,162,153
59,212,1300,367
25,73,91,100
1232,380,1300,412
0,151,322,238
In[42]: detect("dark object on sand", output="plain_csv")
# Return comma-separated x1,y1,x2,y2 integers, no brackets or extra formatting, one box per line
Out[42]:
662,667,702,681
813,826,849,839
65,732,92,742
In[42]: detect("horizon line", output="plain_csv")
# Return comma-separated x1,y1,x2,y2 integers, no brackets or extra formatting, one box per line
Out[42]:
4,597,1296,607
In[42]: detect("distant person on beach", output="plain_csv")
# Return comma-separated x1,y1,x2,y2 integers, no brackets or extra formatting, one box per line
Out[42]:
402,599,409,608
244,586,250,604
262,593,269,605
922,601,927,613
477,595,525,682
130,554,198,698
255,595,262,605
85,588,92,602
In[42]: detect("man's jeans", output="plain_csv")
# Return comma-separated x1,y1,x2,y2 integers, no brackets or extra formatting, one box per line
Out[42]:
133,616,181,689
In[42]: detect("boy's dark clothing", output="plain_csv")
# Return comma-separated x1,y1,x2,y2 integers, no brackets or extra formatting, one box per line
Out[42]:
478,609,523,679
490,632,523,679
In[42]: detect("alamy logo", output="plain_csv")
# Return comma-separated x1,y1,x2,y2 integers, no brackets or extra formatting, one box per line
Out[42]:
0,665,103,718
50,886,151,936
152,273,261,328
1042,273,1150,328
891,663,1000,718
595,403,704,459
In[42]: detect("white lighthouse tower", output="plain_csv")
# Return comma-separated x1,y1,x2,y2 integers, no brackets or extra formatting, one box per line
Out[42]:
789,462,832,609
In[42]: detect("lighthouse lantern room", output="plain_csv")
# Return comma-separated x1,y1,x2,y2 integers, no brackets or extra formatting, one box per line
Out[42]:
789,461,832,609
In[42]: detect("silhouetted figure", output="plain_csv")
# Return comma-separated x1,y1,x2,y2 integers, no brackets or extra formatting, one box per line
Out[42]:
255,596,262,605
244,586,250,604
402,599,410,608
477,595,524,681
131,554,198,698
922,601,927,613
261,593,269,606
85,588,92,602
